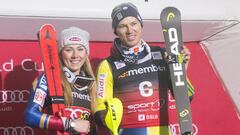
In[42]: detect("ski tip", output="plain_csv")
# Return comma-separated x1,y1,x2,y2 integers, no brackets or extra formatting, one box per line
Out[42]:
38,23,57,44
160,6,181,23
160,6,181,18
162,6,180,13
39,24,56,31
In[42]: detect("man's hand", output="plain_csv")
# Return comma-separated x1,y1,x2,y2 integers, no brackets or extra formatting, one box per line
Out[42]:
164,45,191,70
181,45,191,70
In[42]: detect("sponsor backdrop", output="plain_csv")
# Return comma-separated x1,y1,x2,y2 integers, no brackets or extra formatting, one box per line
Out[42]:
0,41,239,135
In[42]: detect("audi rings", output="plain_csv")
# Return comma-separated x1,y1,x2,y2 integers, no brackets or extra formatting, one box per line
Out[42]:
169,123,198,135
0,126,34,135
64,108,90,119
0,90,30,103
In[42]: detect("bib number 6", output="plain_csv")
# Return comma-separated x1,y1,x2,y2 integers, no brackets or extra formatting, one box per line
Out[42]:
139,81,153,97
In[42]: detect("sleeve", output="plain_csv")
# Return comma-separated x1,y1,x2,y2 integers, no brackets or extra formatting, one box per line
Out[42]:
94,59,114,128
24,74,66,132
96,59,114,111
187,78,195,101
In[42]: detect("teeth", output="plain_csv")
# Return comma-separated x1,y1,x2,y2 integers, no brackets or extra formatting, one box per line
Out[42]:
70,60,80,64
128,34,136,39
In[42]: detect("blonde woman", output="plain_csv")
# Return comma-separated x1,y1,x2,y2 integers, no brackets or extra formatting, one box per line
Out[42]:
25,27,97,135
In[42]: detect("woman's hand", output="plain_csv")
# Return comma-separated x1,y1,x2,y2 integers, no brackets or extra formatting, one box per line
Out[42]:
72,119,90,134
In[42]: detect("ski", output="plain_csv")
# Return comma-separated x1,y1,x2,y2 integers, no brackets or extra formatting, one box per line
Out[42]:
39,24,65,135
160,7,193,135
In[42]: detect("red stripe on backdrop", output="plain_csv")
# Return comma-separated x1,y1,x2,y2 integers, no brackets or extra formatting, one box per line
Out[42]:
89,41,112,72
0,41,239,135
187,44,240,135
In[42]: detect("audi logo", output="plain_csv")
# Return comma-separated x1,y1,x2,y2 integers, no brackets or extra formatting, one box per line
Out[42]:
0,90,29,103
0,126,34,135
169,123,198,135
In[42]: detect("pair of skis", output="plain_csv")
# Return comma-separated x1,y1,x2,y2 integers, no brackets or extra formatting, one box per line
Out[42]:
160,7,193,135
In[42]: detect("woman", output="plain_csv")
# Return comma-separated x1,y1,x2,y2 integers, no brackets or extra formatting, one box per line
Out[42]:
24,26,97,135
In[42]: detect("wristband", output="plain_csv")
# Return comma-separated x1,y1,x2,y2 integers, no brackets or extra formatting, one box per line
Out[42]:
65,118,76,132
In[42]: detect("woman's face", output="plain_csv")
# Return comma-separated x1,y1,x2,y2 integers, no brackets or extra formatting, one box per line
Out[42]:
61,44,87,75
115,16,142,48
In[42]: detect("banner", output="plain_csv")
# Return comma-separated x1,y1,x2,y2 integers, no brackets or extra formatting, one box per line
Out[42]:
0,41,239,135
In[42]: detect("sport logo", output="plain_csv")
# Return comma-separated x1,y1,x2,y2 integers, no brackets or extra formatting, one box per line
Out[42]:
0,126,34,135
127,98,165,113
0,90,29,103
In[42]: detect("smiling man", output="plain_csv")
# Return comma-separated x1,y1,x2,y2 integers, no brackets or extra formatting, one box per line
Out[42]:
94,2,194,135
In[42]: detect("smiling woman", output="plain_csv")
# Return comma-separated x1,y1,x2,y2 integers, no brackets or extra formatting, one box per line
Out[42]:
24,26,97,135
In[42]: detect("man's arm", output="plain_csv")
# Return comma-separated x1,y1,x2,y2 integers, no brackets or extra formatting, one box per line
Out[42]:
94,60,114,128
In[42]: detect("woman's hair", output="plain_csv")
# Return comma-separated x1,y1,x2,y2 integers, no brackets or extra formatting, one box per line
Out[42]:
81,57,97,111
59,51,97,111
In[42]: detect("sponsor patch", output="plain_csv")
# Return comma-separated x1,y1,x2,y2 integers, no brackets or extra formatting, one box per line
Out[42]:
138,114,145,121
33,88,46,107
69,36,81,41
97,74,106,98
114,61,126,69
152,51,162,60
39,75,48,90
117,13,123,20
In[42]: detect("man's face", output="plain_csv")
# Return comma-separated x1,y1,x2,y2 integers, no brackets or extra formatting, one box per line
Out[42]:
115,16,142,48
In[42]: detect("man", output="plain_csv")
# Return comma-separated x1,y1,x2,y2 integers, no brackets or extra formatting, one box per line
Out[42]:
94,2,194,135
